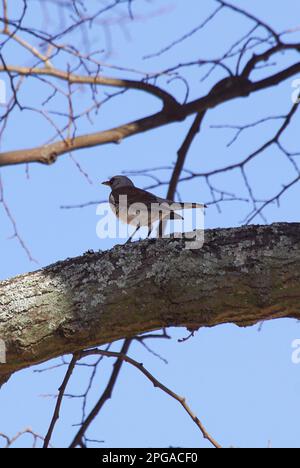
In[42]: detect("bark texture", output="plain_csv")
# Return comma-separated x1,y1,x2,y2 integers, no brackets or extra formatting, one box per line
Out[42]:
1,223,300,383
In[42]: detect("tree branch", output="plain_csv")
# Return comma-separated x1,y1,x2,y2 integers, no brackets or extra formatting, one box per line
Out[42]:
69,339,131,448
167,112,205,201
43,353,79,448
1,223,300,383
0,54,300,167
72,346,222,449
0,65,179,108
242,42,300,77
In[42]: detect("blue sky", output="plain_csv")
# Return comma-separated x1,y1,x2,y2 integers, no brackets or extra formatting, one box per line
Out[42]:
0,0,300,448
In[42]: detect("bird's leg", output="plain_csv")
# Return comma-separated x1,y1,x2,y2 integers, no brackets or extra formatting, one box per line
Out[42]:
147,225,152,238
158,212,164,238
126,224,141,244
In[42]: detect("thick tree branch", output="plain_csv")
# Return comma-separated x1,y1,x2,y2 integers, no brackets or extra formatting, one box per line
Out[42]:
0,49,300,167
0,56,300,167
1,223,300,383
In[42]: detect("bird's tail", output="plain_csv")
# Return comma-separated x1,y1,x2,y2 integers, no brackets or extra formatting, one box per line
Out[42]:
170,212,184,220
170,202,207,210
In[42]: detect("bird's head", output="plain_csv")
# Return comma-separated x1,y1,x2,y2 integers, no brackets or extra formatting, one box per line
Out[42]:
102,175,135,190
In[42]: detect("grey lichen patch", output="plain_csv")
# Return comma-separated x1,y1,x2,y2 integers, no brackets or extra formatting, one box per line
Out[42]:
114,251,143,289
1,223,300,377
146,260,170,283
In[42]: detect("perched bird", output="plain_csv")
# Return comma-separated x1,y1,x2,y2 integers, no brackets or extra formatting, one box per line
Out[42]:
102,175,206,243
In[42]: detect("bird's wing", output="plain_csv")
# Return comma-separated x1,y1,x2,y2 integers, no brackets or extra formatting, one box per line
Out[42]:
111,187,206,212
112,186,162,210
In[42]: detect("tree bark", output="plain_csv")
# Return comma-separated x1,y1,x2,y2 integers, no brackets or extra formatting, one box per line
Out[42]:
1,223,300,383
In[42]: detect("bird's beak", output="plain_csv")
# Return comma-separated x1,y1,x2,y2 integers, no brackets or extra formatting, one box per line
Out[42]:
102,180,111,186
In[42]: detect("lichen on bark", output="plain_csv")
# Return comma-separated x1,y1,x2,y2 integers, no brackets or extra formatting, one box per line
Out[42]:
1,223,300,382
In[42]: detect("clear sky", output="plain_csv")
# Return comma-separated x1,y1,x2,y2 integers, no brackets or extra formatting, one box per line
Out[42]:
0,0,300,448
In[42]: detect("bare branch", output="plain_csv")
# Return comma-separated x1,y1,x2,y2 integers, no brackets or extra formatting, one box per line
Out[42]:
78,346,222,448
0,174,36,262
43,353,79,448
1,62,300,167
144,5,224,60
215,0,280,42
0,64,179,108
167,112,205,201
70,339,132,448
0,428,47,449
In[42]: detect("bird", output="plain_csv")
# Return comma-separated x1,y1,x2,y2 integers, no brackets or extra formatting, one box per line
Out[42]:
102,175,206,243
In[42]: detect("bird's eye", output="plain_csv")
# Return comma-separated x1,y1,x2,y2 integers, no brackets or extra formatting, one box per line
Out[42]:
111,178,115,183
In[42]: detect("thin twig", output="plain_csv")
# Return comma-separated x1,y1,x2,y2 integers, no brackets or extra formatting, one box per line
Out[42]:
43,353,79,448
69,339,132,448
79,347,222,449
